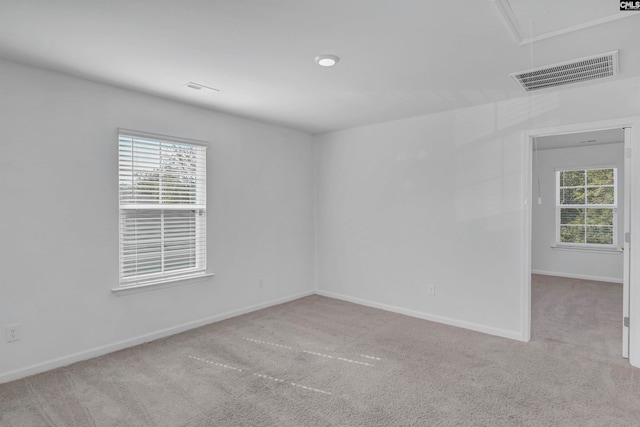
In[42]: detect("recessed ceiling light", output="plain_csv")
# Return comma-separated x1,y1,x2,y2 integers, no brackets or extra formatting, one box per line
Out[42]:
314,54,340,67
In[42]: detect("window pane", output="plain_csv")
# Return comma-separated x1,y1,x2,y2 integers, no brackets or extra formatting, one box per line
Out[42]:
586,186,614,204
560,170,585,187
120,210,163,277
586,226,613,245
119,131,207,285
587,169,614,185
120,137,203,206
164,210,197,272
560,187,585,204
161,143,198,204
560,208,584,225
560,225,585,244
556,167,616,247
586,208,614,226
135,174,161,202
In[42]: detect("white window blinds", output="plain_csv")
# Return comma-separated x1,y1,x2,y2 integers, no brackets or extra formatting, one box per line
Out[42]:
118,129,207,287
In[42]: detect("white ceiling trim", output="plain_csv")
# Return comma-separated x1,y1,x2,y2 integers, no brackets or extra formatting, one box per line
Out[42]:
493,0,640,45
493,0,524,43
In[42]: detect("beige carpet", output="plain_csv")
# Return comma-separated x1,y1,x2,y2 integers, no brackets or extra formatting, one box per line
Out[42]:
2,275,639,426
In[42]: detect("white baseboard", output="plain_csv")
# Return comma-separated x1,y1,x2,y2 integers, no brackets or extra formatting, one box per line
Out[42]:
0,290,314,385
314,290,525,342
531,269,622,284
1,288,534,384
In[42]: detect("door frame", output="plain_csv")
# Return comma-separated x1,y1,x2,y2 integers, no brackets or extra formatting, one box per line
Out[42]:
521,116,640,367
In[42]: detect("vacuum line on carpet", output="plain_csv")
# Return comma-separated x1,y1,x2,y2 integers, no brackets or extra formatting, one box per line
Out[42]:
242,337,295,350
253,373,332,395
188,355,332,396
241,337,376,367
356,354,381,361
301,350,374,367
188,355,244,372
288,382,332,395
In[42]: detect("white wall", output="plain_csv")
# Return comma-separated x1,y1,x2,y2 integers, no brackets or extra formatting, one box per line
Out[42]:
0,60,315,382
314,75,640,341
531,143,625,283
2,59,640,382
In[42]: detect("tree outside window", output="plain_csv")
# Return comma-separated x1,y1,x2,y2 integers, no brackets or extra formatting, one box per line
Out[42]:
557,168,616,246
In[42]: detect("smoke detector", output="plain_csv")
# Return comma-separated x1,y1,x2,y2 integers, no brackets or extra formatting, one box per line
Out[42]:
511,50,619,92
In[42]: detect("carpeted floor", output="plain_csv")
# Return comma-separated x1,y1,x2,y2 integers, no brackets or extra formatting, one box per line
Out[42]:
2,275,639,426
531,273,623,358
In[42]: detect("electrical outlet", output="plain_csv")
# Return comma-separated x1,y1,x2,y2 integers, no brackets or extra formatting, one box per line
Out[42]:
427,285,436,296
6,324,21,343
258,278,264,288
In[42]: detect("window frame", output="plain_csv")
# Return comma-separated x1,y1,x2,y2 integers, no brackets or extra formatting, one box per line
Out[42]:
555,166,617,249
117,128,208,290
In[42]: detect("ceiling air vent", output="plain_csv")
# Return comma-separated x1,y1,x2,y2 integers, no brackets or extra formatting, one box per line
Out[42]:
511,50,619,92
184,82,220,92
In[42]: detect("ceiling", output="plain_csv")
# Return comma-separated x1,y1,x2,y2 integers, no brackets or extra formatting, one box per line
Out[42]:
0,0,639,134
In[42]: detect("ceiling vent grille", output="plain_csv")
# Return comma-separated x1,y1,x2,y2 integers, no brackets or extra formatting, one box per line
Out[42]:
184,82,220,92
511,51,619,92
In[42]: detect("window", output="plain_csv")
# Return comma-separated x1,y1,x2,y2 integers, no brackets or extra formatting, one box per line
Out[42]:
556,168,617,247
118,129,207,287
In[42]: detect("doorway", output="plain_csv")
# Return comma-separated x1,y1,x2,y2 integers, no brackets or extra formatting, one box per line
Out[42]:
530,128,626,357
522,118,639,366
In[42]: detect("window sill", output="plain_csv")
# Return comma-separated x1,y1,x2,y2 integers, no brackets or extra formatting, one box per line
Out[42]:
112,272,215,296
551,245,622,254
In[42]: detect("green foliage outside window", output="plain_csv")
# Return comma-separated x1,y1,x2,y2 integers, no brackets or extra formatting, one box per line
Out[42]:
557,168,616,246
119,145,198,204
